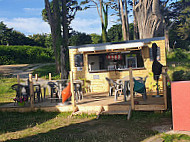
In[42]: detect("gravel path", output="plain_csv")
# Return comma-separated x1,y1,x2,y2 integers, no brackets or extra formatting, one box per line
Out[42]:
0,63,55,79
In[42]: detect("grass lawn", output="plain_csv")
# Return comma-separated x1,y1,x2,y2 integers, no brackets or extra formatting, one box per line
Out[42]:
162,134,190,142
0,111,173,142
32,64,60,80
0,77,18,106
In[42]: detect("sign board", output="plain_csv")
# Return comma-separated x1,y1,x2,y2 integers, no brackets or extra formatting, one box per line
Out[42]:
93,75,99,79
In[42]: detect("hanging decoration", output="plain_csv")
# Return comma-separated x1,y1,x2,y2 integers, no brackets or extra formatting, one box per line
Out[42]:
106,54,122,60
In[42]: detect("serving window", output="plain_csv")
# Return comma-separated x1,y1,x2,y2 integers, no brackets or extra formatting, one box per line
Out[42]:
87,50,144,72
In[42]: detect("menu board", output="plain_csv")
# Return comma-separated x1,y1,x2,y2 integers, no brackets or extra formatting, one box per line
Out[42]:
74,54,84,67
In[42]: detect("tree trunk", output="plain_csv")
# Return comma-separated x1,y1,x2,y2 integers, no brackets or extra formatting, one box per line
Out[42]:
120,0,127,41
133,0,164,39
133,0,138,39
165,28,170,52
124,0,129,40
61,0,69,79
99,0,108,43
44,0,61,73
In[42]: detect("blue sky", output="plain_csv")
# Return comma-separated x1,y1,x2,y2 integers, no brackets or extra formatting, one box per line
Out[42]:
0,0,132,36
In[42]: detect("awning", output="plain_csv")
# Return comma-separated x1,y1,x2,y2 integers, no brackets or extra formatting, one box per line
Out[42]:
77,42,144,52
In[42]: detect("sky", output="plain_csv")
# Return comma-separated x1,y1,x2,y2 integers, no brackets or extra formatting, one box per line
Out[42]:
0,0,132,36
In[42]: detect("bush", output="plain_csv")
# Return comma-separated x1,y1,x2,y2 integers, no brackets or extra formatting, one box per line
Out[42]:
0,45,54,65
172,70,185,81
172,70,190,81
167,48,189,62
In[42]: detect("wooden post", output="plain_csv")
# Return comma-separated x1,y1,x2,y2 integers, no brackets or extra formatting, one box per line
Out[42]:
29,74,34,109
17,74,20,84
70,71,76,108
129,67,135,110
35,74,38,81
162,66,167,110
49,73,51,81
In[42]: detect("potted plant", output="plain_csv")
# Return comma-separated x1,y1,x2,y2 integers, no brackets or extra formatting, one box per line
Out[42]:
13,96,27,106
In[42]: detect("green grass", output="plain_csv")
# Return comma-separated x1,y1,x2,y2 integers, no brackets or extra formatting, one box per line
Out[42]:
32,64,61,80
0,77,18,105
0,111,172,142
167,50,190,80
162,134,190,142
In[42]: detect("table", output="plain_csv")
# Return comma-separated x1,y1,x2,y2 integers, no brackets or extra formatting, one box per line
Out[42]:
55,80,68,99
73,80,83,102
117,77,130,102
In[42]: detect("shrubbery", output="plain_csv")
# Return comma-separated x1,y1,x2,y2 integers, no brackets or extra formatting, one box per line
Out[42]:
0,45,54,65
167,48,190,62
172,70,190,81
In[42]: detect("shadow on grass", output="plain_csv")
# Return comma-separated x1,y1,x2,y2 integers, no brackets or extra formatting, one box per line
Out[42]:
0,110,60,134
4,112,172,142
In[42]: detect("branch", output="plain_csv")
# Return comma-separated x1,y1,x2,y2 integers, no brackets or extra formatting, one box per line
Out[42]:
44,0,53,25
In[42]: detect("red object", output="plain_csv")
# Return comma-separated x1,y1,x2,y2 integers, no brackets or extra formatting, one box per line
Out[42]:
171,81,190,131
62,82,72,103
106,54,122,60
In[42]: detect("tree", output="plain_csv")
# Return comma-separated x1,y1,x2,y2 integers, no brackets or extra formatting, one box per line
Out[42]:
91,33,102,44
161,0,190,51
81,0,109,43
133,0,164,39
107,23,135,42
69,31,92,46
107,24,122,42
44,0,62,72
43,0,80,78
119,0,129,40
0,21,13,46
0,21,38,46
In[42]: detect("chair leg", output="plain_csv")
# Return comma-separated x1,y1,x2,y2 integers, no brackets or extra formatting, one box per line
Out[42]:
115,90,118,101
142,89,147,100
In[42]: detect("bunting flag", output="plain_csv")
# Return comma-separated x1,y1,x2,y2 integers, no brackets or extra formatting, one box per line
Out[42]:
106,54,122,60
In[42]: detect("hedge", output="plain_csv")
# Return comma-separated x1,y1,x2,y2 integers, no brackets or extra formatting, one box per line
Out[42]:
0,45,54,65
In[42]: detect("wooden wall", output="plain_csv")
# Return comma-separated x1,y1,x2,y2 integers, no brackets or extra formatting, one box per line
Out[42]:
69,39,166,93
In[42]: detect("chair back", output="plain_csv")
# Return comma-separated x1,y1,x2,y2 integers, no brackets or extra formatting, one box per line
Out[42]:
11,84,24,98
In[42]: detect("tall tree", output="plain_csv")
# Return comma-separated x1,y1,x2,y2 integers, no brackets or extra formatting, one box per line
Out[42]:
81,0,109,43
119,0,129,40
0,21,13,46
133,0,164,39
44,0,80,77
44,0,62,72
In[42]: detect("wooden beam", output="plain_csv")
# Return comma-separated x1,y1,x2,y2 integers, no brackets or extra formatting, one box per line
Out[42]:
70,71,76,108
29,74,34,109
49,73,51,81
17,74,20,84
129,67,135,110
162,66,167,110
35,74,38,81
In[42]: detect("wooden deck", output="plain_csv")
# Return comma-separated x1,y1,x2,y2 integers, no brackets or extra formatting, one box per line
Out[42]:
0,92,166,114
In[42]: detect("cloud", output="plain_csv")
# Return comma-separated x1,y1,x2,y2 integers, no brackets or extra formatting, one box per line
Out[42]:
71,18,101,34
23,8,43,13
0,17,50,35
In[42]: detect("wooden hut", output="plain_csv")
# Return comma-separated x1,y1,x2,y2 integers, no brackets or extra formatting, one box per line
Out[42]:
69,37,168,114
